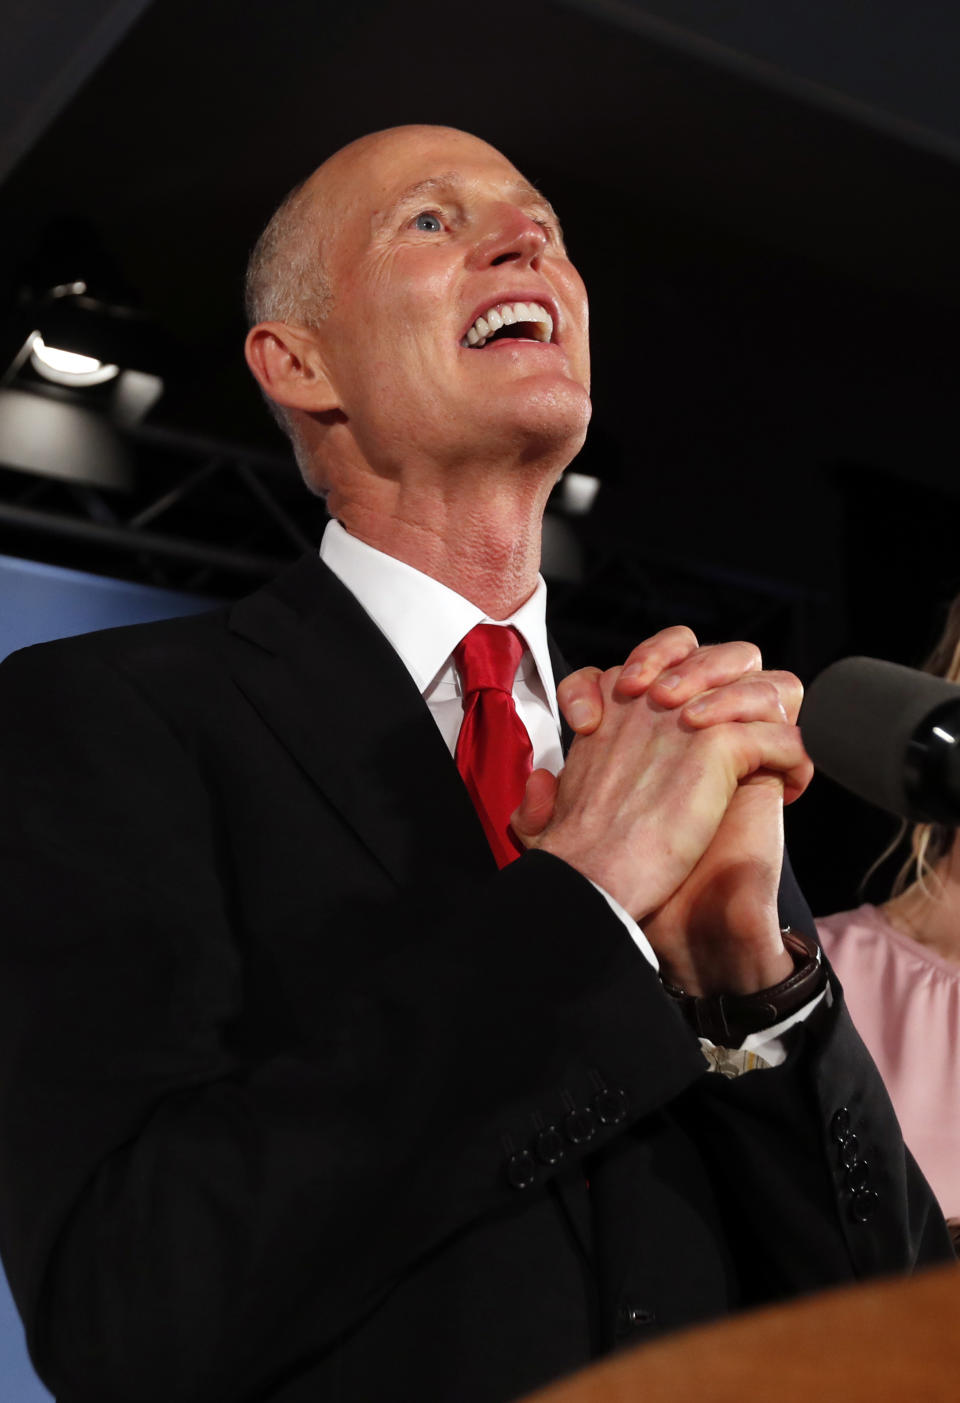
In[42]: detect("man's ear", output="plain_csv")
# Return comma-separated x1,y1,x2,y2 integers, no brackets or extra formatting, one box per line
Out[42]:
244,321,340,414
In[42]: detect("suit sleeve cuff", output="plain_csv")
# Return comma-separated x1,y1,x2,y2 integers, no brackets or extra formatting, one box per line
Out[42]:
586,878,659,973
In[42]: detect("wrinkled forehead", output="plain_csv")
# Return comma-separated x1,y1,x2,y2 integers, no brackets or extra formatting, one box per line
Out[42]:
303,126,548,247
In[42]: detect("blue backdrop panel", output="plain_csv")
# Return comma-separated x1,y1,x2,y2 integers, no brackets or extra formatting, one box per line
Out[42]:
0,552,214,661
0,552,219,1399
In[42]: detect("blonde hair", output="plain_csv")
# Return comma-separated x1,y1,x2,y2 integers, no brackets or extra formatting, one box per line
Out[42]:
870,595,960,896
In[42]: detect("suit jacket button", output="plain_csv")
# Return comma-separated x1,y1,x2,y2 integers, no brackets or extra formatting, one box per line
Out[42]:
594,1087,628,1126
831,1107,851,1140
615,1300,657,1338
535,1126,566,1166
846,1159,871,1191
564,1106,597,1145
505,1150,537,1190
849,1188,880,1224
838,1132,860,1170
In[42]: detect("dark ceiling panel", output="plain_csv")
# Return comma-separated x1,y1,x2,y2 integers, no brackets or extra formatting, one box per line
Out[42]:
0,0,155,184
583,0,960,156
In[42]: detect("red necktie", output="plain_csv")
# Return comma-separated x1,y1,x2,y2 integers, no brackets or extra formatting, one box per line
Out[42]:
454,624,534,868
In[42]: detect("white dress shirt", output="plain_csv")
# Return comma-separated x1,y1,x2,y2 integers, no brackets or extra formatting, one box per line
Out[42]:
319,519,822,1066
321,518,565,776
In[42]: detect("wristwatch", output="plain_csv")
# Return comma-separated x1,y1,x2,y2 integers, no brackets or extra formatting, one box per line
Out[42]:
661,926,827,1046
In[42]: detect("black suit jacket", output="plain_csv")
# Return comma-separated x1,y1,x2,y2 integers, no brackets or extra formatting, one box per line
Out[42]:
0,553,950,1403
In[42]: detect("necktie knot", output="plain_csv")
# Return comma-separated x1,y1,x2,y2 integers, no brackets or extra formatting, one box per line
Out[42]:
454,624,524,697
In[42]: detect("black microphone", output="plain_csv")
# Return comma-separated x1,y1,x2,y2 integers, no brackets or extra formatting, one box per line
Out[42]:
800,656,960,823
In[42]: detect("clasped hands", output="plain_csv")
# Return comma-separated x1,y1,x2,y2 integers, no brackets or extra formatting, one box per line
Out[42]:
512,628,813,998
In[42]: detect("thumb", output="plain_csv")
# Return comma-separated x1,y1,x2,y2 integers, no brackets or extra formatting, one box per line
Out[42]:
557,667,604,734
511,768,560,846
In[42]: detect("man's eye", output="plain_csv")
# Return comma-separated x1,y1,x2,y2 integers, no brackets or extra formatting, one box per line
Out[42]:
533,216,561,242
413,211,443,232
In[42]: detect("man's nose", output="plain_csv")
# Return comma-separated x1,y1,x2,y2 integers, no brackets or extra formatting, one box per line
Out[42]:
467,205,548,270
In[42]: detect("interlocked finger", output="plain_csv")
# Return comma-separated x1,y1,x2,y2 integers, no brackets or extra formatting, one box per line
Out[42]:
559,626,702,734
681,671,804,729
642,640,763,709
721,717,813,806
614,626,701,695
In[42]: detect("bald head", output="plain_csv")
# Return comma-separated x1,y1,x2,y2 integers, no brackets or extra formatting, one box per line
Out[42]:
245,126,497,333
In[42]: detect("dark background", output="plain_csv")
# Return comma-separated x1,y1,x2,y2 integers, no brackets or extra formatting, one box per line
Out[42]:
2,0,959,914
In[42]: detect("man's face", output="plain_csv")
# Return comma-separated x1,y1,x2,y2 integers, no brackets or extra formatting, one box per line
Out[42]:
305,126,591,481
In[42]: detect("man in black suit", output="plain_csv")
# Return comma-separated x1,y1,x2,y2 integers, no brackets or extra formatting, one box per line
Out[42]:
0,125,951,1403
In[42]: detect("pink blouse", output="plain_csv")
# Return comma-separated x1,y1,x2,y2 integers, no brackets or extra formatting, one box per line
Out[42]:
816,904,960,1221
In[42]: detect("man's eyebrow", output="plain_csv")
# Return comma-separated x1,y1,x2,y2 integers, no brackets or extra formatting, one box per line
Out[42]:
392,173,462,207
509,178,559,222
372,173,463,229
375,172,562,228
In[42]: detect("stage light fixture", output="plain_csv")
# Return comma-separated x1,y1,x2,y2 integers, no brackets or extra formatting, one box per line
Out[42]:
29,333,120,388
560,471,601,515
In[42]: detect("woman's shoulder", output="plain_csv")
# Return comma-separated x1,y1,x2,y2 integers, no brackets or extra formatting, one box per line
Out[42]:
818,902,960,980
816,903,885,944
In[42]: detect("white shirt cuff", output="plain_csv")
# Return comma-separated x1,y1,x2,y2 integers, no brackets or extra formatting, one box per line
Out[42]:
701,983,833,1069
587,879,659,972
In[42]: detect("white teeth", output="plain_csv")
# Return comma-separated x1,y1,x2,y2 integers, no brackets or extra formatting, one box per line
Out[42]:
460,300,555,348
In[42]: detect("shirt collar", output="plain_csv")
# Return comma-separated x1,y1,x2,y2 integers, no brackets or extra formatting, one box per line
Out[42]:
319,518,559,722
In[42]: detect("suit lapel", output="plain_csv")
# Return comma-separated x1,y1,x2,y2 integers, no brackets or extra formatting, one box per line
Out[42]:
226,553,495,889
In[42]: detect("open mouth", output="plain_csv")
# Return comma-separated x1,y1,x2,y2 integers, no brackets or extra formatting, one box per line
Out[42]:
461,300,555,349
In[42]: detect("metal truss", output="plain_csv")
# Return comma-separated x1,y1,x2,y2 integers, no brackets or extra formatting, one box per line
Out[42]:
0,418,327,596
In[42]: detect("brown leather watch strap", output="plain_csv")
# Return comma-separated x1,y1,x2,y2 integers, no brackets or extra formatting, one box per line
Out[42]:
661,927,827,1046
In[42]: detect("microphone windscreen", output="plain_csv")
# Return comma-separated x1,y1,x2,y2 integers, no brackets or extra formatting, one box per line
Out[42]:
800,656,960,819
